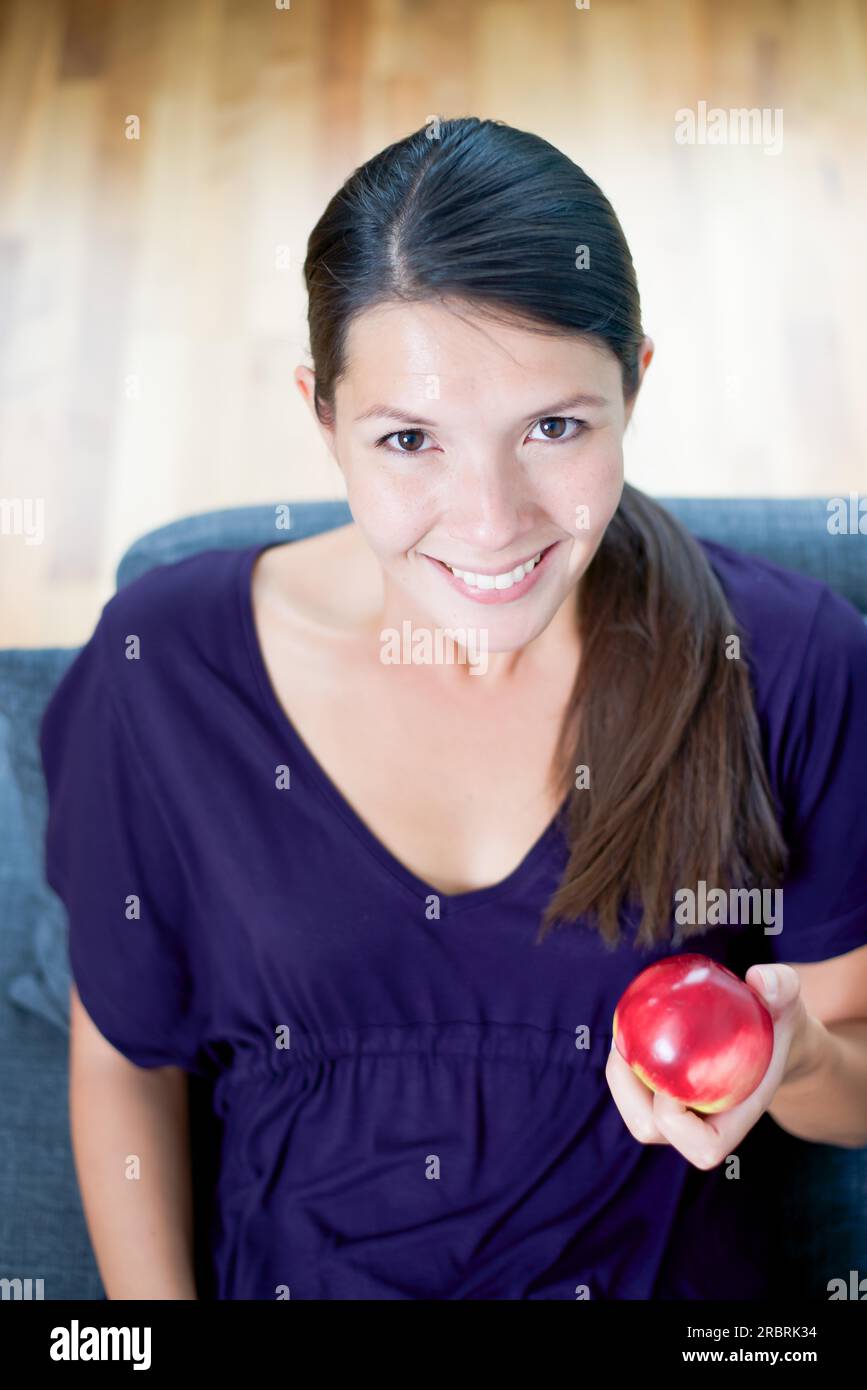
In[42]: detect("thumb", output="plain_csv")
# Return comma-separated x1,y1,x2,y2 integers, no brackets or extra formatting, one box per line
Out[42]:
747,962,800,1015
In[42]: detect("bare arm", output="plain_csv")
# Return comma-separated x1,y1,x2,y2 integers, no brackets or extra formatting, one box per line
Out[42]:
68,984,198,1299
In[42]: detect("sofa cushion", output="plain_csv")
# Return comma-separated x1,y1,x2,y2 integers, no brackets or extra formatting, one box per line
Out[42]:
1,649,78,1033
0,656,105,1297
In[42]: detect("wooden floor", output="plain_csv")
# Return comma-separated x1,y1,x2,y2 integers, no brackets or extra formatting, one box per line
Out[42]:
1,0,865,645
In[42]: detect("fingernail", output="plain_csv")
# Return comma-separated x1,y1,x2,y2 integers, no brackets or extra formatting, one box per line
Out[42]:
759,966,778,1000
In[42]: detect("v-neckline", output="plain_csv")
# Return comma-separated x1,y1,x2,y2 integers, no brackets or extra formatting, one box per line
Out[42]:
237,541,571,915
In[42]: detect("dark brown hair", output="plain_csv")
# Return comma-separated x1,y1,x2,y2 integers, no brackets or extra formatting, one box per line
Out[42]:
302,116,789,950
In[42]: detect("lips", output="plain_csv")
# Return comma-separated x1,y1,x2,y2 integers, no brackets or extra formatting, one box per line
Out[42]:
429,542,555,575
424,541,559,605
437,545,551,577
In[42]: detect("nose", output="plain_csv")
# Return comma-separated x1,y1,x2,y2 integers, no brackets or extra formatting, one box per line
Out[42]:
443,456,531,555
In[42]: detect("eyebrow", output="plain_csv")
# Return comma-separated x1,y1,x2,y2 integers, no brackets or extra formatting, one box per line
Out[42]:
353,393,609,427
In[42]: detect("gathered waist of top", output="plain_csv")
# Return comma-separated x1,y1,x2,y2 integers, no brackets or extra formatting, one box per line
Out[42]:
209,1019,615,1092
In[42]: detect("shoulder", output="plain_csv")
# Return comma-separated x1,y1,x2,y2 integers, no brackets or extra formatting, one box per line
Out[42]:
250,522,380,639
694,535,867,690
43,546,253,749
98,525,372,716
695,536,867,815
100,545,247,649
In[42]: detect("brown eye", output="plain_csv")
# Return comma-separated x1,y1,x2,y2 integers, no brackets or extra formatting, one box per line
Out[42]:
377,429,432,454
527,416,586,443
540,417,567,439
395,430,426,452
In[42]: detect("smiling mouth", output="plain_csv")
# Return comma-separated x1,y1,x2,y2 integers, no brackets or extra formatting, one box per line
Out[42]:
426,542,557,592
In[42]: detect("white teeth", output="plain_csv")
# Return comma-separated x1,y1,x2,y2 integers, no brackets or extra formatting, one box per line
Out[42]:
448,552,542,590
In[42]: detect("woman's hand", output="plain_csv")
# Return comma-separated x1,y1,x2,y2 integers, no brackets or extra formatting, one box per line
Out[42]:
605,963,816,1169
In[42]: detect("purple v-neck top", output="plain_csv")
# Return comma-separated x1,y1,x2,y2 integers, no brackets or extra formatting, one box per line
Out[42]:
39,534,867,1300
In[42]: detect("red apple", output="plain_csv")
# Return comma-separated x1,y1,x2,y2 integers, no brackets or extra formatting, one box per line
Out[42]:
612,953,774,1113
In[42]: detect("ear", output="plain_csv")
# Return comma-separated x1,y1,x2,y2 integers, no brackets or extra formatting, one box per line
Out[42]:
623,336,655,427
295,365,340,463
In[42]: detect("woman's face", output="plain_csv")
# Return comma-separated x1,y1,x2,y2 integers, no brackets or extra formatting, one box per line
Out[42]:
298,299,651,653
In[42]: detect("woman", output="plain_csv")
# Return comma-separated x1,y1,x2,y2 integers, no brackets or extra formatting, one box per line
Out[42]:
41,117,867,1300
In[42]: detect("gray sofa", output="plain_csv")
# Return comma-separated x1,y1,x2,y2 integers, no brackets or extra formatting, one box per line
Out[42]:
1,496,865,1300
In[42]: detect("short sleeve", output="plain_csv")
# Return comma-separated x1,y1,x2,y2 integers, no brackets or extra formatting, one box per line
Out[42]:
766,585,867,964
39,609,207,1072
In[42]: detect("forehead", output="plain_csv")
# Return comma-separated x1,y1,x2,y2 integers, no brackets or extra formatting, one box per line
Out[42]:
337,299,619,413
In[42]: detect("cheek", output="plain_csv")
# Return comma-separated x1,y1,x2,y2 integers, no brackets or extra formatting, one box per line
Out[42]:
539,440,624,536
342,455,435,557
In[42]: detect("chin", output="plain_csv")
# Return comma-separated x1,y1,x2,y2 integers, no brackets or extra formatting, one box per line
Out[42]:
484,611,564,650
436,597,563,645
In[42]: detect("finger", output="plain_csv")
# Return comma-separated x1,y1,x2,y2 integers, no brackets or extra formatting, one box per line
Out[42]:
651,993,799,1164
606,1042,670,1144
704,983,805,1148
650,1090,746,1168
745,962,801,1019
